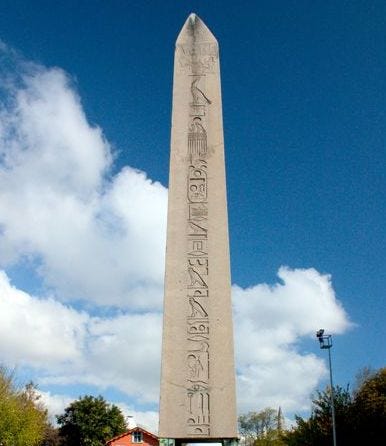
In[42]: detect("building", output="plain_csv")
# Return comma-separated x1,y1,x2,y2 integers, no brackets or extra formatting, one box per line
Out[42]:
106,426,159,446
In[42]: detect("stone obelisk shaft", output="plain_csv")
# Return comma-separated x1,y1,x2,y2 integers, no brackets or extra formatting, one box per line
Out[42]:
159,14,237,440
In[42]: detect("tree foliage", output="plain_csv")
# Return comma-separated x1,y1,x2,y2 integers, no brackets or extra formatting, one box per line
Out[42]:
283,385,352,446
40,424,62,446
56,395,127,446
283,367,386,446
351,367,386,443
0,367,48,446
239,408,285,445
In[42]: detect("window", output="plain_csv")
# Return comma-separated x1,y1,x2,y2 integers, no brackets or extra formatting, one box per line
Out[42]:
132,431,143,443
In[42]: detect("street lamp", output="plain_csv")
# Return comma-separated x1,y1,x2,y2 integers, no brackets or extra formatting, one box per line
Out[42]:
316,329,337,446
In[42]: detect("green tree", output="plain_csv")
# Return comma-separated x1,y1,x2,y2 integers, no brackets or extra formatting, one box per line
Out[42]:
283,367,386,446
239,408,285,446
351,367,386,444
40,424,62,446
283,385,352,446
57,395,127,446
0,368,48,446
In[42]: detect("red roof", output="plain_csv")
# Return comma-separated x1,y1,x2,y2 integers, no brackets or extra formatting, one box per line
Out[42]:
106,426,159,445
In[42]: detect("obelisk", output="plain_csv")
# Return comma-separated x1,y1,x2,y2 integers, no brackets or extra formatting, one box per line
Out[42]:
159,14,238,444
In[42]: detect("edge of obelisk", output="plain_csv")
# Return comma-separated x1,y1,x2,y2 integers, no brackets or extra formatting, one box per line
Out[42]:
176,12,218,44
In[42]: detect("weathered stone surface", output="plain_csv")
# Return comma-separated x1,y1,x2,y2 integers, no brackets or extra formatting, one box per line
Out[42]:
159,14,237,440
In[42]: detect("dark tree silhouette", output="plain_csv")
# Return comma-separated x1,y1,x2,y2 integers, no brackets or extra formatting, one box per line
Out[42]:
56,395,126,446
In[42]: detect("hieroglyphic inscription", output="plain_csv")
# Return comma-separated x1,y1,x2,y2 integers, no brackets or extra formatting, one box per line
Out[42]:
186,74,211,436
188,119,207,157
187,385,210,436
177,43,218,75
188,165,207,202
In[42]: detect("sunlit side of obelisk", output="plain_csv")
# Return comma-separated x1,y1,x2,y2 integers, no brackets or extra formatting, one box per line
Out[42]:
159,14,238,444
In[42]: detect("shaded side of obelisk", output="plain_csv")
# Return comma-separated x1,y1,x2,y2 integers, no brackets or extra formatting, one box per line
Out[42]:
159,14,238,443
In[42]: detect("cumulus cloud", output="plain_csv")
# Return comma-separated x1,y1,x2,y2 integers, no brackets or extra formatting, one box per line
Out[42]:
0,49,167,309
0,271,87,366
40,311,162,404
0,270,161,403
233,267,352,414
38,391,74,424
115,402,159,434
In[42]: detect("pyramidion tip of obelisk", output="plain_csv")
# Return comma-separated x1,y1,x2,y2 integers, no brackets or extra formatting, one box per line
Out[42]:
176,12,218,44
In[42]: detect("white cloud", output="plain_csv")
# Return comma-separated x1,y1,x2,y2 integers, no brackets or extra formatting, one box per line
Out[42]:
85,312,162,402
233,267,352,415
38,391,74,423
115,402,159,434
0,54,167,309
0,271,87,366
0,269,161,403
40,311,162,404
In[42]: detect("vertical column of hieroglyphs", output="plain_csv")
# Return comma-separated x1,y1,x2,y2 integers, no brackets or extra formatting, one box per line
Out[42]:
186,72,212,436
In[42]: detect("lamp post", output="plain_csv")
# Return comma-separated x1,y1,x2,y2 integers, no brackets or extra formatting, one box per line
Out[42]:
316,329,337,446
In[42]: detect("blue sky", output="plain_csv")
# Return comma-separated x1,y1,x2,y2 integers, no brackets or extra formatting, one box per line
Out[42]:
0,0,385,431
